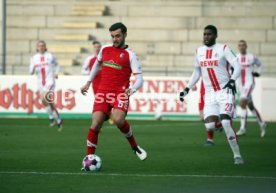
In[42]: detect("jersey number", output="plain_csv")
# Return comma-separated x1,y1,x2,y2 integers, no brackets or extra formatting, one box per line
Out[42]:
118,100,128,110
225,103,233,112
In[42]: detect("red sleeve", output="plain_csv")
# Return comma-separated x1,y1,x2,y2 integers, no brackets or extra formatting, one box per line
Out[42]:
89,57,97,71
198,80,205,111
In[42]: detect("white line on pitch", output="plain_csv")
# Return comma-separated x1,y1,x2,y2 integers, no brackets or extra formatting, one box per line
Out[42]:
0,171,275,180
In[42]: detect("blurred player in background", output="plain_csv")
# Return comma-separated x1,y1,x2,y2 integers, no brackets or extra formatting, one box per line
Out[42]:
81,22,147,166
81,40,115,125
236,40,267,137
81,41,102,76
180,25,244,164
29,40,63,131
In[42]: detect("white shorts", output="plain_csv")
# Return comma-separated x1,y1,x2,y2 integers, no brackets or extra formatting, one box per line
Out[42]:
204,89,235,119
240,84,254,102
38,83,55,95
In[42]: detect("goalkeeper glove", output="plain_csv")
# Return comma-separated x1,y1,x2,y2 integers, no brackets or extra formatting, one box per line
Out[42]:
223,79,236,95
253,72,260,77
179,88,190,102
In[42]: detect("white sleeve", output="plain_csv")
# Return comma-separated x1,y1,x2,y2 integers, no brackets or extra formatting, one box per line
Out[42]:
131,73,144,92
87,59,101,82
130,52,142,75
52,55,60,74
81,56,92,75
254,55,264,75
87,48,104,82
187,66,201,89
224,46,241,80
187,51,201,89
29,57,35,75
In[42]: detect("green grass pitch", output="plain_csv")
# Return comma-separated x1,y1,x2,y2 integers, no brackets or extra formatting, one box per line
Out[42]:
0,118,276,193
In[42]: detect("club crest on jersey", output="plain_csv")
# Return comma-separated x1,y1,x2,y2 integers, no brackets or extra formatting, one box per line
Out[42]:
120,53,125,58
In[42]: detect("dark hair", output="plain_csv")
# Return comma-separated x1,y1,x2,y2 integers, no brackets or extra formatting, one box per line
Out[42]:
204,25,217,36
92,40,101,45
109,22,127,33
239,40,247,45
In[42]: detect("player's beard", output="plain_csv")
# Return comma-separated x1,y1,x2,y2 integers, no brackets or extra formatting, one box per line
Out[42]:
113,39,125,48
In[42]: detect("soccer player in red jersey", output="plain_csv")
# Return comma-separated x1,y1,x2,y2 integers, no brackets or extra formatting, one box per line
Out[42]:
81,23,147,163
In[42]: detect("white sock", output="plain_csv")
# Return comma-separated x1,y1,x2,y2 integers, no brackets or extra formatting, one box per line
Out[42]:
240,108,247,130
46,105,54,119
221,119,242,158
250,109,264,127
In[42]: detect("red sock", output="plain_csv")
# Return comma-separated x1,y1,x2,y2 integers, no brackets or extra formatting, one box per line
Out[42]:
207,130,214,141
118,121,137,149
215,121,222,129
86,128,99,155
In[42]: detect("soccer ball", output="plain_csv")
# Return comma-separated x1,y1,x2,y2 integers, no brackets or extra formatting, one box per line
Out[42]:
82,154,102,172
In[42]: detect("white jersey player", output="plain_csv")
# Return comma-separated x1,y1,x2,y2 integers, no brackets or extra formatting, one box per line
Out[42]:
236,40,267,137
29,40,63,131
179,25,244,165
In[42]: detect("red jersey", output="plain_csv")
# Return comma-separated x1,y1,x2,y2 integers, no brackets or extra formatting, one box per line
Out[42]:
97,45,142,92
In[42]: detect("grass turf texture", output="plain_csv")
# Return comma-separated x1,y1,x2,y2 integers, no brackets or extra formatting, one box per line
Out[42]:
0,118,275,193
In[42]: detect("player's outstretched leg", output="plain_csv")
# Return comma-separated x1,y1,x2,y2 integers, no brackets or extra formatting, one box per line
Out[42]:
204,120,221,146
87,128,99,155
206,130,214,146
43,91,63,131
250,108,267,138
237,98,248,136
113,110,147,160
51,105,63,132
118,120,147,160
248,101,267,137
86,112,105,155
221,118,244,165
237,108,247,136
45,105,55,127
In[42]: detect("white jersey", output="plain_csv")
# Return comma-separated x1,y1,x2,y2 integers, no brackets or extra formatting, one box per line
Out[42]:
193,43,240,93
237,53,263,88
29,52,60,89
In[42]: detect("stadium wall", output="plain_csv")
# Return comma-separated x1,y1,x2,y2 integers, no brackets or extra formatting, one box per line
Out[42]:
0,75,275,121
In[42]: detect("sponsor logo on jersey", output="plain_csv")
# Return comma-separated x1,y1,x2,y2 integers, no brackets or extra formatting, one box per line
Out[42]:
103,60,122,70
242,64,251,68
200,60,219,67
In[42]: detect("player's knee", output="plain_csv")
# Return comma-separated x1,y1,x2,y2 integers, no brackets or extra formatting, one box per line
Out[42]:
221,119,231,129
205,122,216,131
239,98,247,108
91,119,103,131
112,113,125,126
113,117,125,127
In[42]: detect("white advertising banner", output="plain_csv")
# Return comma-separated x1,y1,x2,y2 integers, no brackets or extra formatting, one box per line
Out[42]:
0,75,275,121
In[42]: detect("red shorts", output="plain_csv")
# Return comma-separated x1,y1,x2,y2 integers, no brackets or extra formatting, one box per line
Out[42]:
92,85,98,94
93,89,129,116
